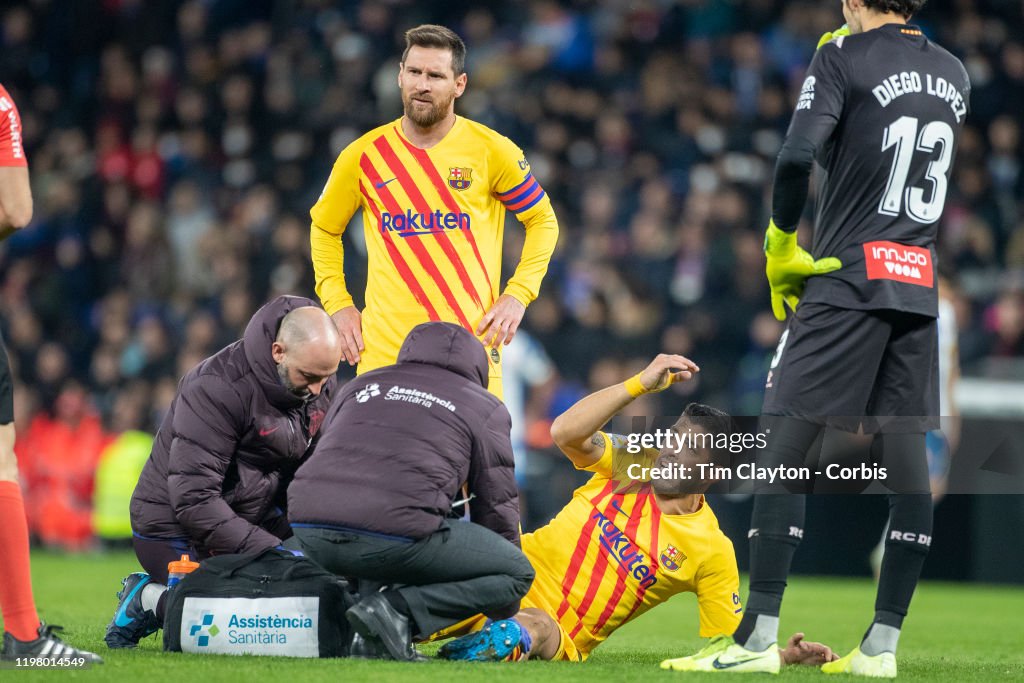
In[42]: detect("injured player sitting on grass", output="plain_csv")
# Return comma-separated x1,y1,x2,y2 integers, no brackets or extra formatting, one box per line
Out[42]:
431,353,837,666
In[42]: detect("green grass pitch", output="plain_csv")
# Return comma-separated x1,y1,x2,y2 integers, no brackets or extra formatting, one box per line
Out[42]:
5,550,1022,681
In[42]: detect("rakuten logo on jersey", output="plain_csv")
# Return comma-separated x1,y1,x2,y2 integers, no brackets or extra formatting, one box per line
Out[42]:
380,210,470,238
863,240,934,287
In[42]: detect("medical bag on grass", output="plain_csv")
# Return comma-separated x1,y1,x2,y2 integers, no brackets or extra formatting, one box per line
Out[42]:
163,548,356,657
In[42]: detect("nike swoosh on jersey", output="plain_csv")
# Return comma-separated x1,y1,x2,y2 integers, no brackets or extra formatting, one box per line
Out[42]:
375,177,397,188
259,426,280,436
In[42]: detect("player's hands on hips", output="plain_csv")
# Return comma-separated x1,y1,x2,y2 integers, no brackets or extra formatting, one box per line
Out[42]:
779,632,839,666
476,294,526,348
331,306,364,366
638,354,699,393
764,220,842,321
817,24,850,49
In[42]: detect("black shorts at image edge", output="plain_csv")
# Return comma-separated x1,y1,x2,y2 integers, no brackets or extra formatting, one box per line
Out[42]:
762,302,938,433
0,329,13,425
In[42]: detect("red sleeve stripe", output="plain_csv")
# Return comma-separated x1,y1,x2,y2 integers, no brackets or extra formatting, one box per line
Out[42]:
496,175,535,200
360,153,470,328
504,183,545,213
373,136,486,315
395,132,493,297
358,177,440,322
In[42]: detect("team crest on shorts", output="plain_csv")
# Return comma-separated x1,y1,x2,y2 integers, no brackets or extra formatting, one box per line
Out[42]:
448,167,473,190
660,545,685,571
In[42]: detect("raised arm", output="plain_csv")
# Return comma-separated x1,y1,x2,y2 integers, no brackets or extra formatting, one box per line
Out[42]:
549,354,699,469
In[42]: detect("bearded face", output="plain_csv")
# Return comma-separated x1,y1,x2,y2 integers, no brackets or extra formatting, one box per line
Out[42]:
398,45,466,130
401,84,454,128
276,358,313,401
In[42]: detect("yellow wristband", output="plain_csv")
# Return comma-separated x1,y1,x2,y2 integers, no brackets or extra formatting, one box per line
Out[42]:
624,374,647,398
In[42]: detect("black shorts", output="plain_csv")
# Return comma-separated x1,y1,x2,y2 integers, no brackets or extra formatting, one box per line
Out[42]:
132,534,204,585
0,329,12,424
762,303,938,433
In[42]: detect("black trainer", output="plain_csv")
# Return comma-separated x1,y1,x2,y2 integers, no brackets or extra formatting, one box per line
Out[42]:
345,593,425,662
1,623,103,664
104,572,160,649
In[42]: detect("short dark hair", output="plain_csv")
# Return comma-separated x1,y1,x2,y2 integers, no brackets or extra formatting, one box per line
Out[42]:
861,0,927,19
402,24,466,77
681,402,733,465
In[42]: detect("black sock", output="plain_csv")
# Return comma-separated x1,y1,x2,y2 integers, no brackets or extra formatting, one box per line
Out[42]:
734,418,818,647
734,494,806,647
875,493,932,627
156,591,168,622
873,431,932,623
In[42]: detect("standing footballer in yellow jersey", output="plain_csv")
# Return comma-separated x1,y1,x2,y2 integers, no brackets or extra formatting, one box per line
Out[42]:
434,354,836,667
310,25,559,397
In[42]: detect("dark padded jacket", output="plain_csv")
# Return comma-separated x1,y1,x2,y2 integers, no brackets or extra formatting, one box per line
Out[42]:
288,322,520,545
130,296,335,554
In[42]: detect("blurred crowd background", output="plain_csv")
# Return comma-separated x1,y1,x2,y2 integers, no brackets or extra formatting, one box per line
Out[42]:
2,0,1023,558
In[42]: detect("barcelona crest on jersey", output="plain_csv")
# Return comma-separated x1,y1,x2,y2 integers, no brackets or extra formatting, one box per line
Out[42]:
660,544,685,571
448,167,472,190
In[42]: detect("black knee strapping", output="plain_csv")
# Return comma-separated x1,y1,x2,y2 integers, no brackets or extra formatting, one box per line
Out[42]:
873,432,931,495
750,494,806,540
756,417,822,493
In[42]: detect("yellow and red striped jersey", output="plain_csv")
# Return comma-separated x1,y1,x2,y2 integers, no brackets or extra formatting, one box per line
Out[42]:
310,116,559,389
521,433,742,659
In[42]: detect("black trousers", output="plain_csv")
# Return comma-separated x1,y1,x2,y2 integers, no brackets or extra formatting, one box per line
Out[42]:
132,513,292,584
291,521,534,639
132,535,204,585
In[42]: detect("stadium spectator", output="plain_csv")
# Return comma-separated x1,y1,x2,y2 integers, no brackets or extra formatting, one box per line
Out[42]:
500,329,558,528
91,430,154,545
18,381,112,551
104,296,342,649
287,322,533,662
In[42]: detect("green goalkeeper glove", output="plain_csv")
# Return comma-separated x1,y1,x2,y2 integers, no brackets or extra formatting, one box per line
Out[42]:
816,24,850,50
764,220,842,321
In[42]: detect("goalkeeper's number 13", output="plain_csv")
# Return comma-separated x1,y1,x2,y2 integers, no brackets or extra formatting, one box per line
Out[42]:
878,115,954,224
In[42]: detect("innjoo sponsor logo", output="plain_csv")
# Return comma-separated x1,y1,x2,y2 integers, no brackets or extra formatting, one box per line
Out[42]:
863,240,934,287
